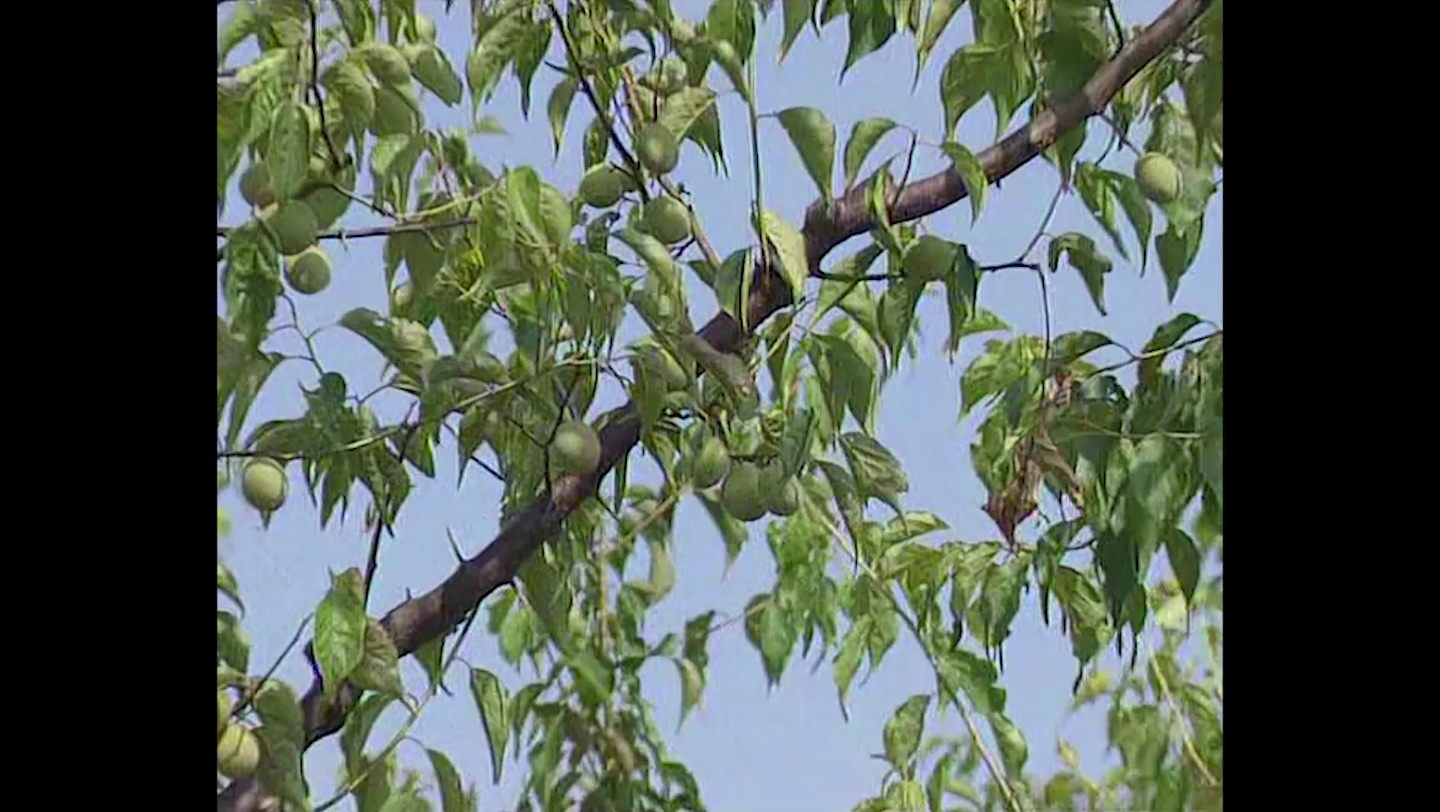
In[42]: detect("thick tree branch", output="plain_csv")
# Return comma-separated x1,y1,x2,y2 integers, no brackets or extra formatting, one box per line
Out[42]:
217,1,1208,809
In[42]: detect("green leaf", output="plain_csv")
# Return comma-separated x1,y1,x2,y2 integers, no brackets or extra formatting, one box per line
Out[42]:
1099,168,1154,270
469,667,510,784
811,334,878,431
1164,526,1201,610
466,6,527,106
839,432,909,511
265,100,311,201
938,141,988,223
340,694,395,775
843,117,898,191
217,610,250,672
256,725,310,811
939,44,1001,136
351,620,405,699
315,569,368,698
933,646,1004,715
1047,233,1112,316
776,106,836,202
1156,219,1205,301
659,86,719,141
1201,414,1223,510
696,489,748,565
567,650,613,707
426,749,472,812
882,694,931,768
674,657,706,726
744,594,795,686
413,44,463,106
1074,162,1129,261
969,557,1026,652
918,0,963,78
842,0,897,76
645,538,676,603
781,0,816,58
758,209,810,296
217,561,244,613
1139,312,1202,384
833,617,869,718
545,77,578,156
253,679,305,749
987,711,1029,775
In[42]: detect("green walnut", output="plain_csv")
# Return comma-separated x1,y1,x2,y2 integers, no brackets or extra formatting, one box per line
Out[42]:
579,165,627,209
239,162,275,208
1134,152,1182,204
217,724,262,779
720,462,767,522
903,235,956,283
634,122,679,176
263,200,320,256
766,475,802,517
551,421,602,476
642,196,691,245
692,436,731,489
285,246,332,295
240,457,287,513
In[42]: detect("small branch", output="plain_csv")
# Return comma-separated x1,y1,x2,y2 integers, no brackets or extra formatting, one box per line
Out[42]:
979,261,1039,273
1083,330,1221,378
812,270,896,283
216,218,475,241
229,614,313,722
305,0,345,171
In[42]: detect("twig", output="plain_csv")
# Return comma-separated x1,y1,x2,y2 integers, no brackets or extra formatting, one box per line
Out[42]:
305,0,345,171
979,261,1039,273
229,614,314,722
216,218,475,241
1139,636,1218,786
812,270,896,283
1083,330,1221,378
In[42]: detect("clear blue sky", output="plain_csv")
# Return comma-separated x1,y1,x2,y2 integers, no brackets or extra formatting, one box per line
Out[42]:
217,1,1222,808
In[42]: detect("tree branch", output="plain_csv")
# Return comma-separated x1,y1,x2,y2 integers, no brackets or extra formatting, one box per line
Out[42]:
217,2,1210,809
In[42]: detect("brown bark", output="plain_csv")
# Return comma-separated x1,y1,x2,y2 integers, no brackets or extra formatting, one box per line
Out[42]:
218,1,1210,809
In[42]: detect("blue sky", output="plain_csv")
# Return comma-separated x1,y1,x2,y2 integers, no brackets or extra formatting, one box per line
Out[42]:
217,1,1222,808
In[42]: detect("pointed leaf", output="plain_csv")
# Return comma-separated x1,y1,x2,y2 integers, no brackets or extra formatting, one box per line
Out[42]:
469,667,510,784
266,100,311,201
843,117,897,191
938,141,987,223
1047,233,1112,316
314,569,367,697
758,209,810,296
781,0,816,58
882,694,931,768
426,748,472,812
776,106,836,202
839,432,908,510
659,87,718,141
674,657,705,725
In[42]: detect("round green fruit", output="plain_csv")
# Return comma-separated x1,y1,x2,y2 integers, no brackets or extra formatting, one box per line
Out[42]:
903,235,956,283
362,43,413,86
370,85,418,137
239,163,275,208
642,196,690,245
579,165,627,209
264,200,320,256
1134,152,1182,204
240,457,287,513
720,462,767,522
656,57,688,94
217,691,232,734
766,476,801,517
634,123,679,176
551,421,602,476
692,436,731,489
217,724,262,779
285,246,332,295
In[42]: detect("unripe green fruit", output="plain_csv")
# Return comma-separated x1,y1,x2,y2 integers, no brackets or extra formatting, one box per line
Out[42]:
720,462,766,522
264,200,320,256
217,691,232,734
642,196,690,245
903,235,956,283
240,457,287,513
239,163,275,208
1134,152,1182,204
285,246,332,295
635,123,679,176
692,436,731,489
361,43,412,86
551,421,602,475
370,86,418,137
656,57,688,94
579,165,627,209
766,476,801,517
217,724,261,779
